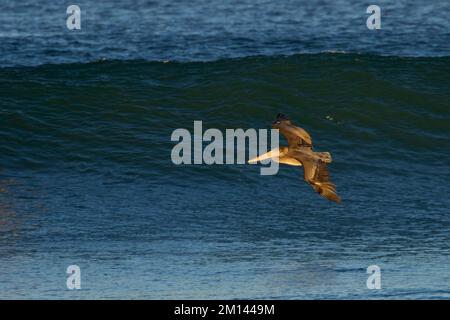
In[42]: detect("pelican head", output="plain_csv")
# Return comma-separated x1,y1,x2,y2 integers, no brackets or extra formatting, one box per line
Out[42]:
248,147,290,164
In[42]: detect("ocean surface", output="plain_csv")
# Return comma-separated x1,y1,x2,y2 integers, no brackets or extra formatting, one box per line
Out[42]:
1,0,450,299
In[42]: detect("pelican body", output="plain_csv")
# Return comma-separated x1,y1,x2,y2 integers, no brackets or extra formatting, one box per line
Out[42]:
249,113,341,203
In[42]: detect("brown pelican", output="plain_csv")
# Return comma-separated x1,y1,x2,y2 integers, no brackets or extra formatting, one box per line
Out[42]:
249,113,341,203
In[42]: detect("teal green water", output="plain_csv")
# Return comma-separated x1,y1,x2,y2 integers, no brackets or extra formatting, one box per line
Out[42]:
0,54,449,298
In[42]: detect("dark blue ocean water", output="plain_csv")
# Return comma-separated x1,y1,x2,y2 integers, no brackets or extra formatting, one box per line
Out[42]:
0,0,449,67
0,1,450,299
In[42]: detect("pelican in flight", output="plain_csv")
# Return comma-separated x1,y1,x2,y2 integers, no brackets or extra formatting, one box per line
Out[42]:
249,113,341,203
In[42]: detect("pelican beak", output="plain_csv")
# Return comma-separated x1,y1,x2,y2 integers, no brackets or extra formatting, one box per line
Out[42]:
248,149,280,164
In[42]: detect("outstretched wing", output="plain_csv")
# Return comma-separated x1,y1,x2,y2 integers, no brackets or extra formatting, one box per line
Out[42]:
278,125,313,150
273,113,313,149
300,157,341,203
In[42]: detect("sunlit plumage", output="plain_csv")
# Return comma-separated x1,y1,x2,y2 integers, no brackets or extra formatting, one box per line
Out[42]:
249,113,341,203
